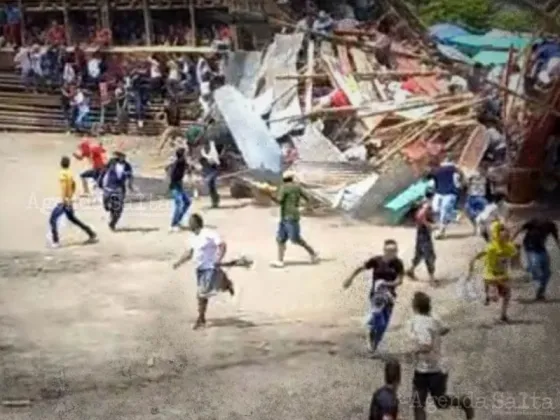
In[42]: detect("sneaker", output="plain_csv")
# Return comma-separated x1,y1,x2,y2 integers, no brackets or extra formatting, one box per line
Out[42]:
405,269,417,280
192,319,206,330
310,253,320,264
499,315,510,323
270,260,285,268
46,233,60,248
85,234,98,244
169,226,180,233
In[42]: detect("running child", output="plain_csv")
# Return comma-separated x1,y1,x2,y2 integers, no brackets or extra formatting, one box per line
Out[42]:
73,137,106,195
467,221,518,321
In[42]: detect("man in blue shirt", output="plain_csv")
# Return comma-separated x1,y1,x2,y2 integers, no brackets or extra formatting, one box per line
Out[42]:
99,151,133,231
428,157,463,239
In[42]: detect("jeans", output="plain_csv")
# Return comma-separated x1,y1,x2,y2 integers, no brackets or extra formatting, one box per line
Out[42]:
464,195,488,222
170,186,191,227
49,202,95,244
75,106,90,131
103,189,125,230
132,89,148,121
526,250,551,298
432,193,457,226
204,168,219,207
367,302,393,349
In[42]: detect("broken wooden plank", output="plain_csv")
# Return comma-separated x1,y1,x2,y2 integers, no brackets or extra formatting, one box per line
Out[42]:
304,41,315,114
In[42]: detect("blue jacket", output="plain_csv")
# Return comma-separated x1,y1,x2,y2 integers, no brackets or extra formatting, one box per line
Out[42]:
100,158,133,192
429,164,460,195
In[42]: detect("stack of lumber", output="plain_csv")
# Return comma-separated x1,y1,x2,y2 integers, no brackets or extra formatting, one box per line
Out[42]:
0,71,199,135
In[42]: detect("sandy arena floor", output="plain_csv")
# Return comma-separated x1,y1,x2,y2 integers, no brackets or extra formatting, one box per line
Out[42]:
0,133,559,419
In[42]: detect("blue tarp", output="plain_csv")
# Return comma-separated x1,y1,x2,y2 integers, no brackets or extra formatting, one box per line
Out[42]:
436,44,474,65
473,50,511,66
448,34,534,56
429,23,470,42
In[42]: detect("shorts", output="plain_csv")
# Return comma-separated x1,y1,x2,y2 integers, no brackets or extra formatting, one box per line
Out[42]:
196,267,231,299
277,219,301,243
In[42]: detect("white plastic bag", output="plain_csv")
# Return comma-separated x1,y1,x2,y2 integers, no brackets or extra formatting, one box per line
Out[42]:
456,275,482,302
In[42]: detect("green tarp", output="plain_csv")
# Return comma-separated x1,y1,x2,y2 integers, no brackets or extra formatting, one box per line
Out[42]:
448,34,534,57
473,50,511,66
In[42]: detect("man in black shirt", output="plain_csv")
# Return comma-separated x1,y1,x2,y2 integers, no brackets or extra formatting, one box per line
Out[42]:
167,147,191,232
343,239,404,354
369,359,401,420
512,218,560,300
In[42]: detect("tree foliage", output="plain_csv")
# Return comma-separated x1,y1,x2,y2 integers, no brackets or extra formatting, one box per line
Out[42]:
410,0,539,32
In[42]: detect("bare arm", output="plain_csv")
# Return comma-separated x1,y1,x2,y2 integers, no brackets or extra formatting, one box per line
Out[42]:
343,266,365,289
172,248,193,270
216,242,227,265
467,251,486,277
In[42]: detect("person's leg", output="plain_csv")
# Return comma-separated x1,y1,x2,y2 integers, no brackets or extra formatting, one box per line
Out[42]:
407,232,425,280
424,242,437,286
499,284,511,321
429,372,474,418
170,187,184,228
529,251,551,300
412,371,431,420
48,203,65,245
80,168,97,195
108,191,124,230
289,219,317,261
273,221,289,267
194,297,208,329
371,304,392,351
178,188,191,223
436,194,456,238
62,204,96,240
206,169,219,208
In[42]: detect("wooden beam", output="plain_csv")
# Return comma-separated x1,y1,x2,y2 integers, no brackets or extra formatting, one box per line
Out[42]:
17,0,26,45
189,0,196,46
142,0,153,46
0,45,216,53
304,40,315,114
62,0,71,45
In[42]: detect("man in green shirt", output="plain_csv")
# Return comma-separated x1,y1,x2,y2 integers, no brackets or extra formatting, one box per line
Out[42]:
272,171,318,268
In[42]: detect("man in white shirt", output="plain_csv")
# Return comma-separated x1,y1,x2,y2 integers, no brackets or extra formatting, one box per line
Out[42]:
172,213,233,329
72,88,90,132
87,55,101,85
407,292,474,420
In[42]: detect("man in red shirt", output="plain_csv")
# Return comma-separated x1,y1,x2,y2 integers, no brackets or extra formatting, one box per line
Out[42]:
46,20,65,46
73,137,106,195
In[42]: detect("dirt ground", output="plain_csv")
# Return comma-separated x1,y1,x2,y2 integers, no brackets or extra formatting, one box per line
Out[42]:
1,133,560,420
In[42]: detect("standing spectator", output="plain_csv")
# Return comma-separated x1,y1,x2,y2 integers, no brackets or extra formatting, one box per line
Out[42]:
74,43,87,83
60,83,74,133
148,55,163,99
29,44,44,89
62,56,76,85
130,63,150,128
46,20,65,46
72,87,90,132
13,45,32,88
86,51,102,88
3,2,21,46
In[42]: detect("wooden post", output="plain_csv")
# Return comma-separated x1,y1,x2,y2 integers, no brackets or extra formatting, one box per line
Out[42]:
231,24,239,50
100,0,110,31
17,0,25,45
142,0,153,46
189,0,196,46
62,0,71,45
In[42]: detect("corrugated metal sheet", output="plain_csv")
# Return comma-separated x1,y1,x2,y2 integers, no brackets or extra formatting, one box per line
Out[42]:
224,51,263,98
291,123,347,163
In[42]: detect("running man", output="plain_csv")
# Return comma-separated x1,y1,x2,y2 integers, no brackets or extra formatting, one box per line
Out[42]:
271,171,318,268
48,156,97,247
475,193,505,242
427,156,463,239
407,291,474,420
468,221,518,321
99,151,133,231
168,147,191,232
73,137,106,195
369,359,401,420
172,214,240,330
343,239,404,354
406,189,437,286
512,217,560,301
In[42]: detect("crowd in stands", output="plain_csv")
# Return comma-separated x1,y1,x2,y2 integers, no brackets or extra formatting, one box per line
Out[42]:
4,3,233,134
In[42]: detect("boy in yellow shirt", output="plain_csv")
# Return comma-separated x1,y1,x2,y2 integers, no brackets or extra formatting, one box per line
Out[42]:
467,221,518,322
48,156,97,247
